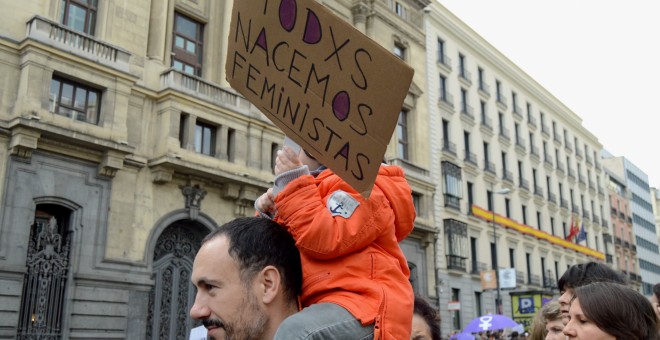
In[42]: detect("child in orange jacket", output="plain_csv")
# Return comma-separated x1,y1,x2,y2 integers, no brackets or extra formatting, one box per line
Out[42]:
255,145,416,339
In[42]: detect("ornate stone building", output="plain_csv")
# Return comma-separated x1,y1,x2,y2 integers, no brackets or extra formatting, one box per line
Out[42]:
0,0,435,338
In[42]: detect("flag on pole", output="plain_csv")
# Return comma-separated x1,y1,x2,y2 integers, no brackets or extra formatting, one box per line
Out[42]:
576,223,587,243
566,215,579,241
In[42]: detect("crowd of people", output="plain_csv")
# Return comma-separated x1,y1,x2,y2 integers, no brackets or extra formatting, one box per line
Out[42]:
187,143,660,339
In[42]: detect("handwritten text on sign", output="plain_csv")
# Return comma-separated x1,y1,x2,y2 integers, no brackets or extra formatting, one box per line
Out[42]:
226,0,413,197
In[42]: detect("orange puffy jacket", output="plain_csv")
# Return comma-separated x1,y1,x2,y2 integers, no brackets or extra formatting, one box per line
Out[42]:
273,164,415,340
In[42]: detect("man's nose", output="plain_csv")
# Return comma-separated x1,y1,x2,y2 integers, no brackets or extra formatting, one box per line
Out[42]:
190,295,210,320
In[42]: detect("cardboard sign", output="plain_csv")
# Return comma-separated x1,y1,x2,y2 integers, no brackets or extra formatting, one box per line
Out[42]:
226,0,414,197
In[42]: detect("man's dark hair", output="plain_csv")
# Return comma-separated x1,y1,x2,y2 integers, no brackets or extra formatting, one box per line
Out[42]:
413,295,441,340
653,283,660,301
575,282,659,340
202,217,302,301
557,261,627,291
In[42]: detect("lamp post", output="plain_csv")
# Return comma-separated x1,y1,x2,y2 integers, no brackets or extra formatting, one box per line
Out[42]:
490,183,510,315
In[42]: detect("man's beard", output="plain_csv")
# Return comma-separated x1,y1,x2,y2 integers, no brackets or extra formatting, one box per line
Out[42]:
204,292,268,340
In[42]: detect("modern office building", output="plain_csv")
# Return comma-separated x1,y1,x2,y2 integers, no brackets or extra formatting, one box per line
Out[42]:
603,167,642,289
426,2,611,334
652,188,660,248
602,152,660,295
0,0,436,338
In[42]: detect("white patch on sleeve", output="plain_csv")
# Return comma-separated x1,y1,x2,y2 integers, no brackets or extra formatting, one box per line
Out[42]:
327,190,360,218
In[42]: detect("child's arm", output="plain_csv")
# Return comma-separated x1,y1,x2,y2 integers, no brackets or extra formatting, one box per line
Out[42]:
254,188,276,219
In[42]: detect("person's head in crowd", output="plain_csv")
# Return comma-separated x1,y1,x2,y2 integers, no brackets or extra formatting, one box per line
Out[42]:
652,283,660,321
190,217,303,340
557,261,627,324
510,330,519,340
529,300,562,340
411,295,441,340
563,281,659,340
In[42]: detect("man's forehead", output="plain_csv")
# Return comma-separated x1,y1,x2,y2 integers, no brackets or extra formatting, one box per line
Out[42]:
192,236,238,279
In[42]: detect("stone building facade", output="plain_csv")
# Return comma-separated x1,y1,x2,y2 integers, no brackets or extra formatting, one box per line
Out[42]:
0,0,436,338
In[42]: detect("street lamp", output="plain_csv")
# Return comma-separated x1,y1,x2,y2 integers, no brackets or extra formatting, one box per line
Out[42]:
490,183,510,315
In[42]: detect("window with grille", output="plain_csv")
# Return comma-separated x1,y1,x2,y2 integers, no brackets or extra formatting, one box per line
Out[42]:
172,13,204,76
60,0,97,35
49,77,101,124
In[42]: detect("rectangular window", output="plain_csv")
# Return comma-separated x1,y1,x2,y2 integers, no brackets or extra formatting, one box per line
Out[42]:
505,198,510,217
172,12,204,76
393,44,406,60
394,1,406,17
452,288,461,330
478,67,485,90
60,0,97,35
459,53,466,78
522,205,527,225
437,38,445,63
412,192,421,215
490,242,497,270
49,77,101,124
442,162,463,209
194,121,216,155
397,110,409,160
526,253,532,283
439,75,448,101
227,128,236,162
509,248,515,267
470,237,478,273
271,143,279,172
467,181,474,213
475,291,483,316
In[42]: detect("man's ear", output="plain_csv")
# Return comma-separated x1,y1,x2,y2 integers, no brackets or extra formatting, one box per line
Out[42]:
259,265,282,304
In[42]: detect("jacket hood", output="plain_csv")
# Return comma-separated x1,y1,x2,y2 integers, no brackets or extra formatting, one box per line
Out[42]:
373,165,416,241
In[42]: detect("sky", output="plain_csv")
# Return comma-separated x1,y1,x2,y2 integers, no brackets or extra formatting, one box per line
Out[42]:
438,0,660,188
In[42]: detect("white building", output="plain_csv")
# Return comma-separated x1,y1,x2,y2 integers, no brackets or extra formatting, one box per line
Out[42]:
426,1,611,334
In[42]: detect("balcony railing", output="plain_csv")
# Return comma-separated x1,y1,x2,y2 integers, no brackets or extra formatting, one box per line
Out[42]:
527,114,537,128
548,192,557,204
471,261,488,275
560,198,569,209
516,137,526,149
26,16,131,73
438,54,453,71
541,124,550,136
513,108,523,120
479,82,490,96
530,146,540,157
464,151,478,166
544,155,554,166
447,255,466,272
606,254,613,264
503,170,514,183
161,69,251,111
459,70,472,85
481,116,493,131
496,94,508,108
564,141,573,152
485,161,497,175
519,178,530,191
442,140,457,156
572,204,580,214
460,103,474,119
440,93,454,108
529,274,541,286
516,271,525,284
534,185,544,198
554,132,562,144
499,127,511,141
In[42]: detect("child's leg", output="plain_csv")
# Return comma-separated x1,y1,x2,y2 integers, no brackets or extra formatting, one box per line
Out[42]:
274,302,374,340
